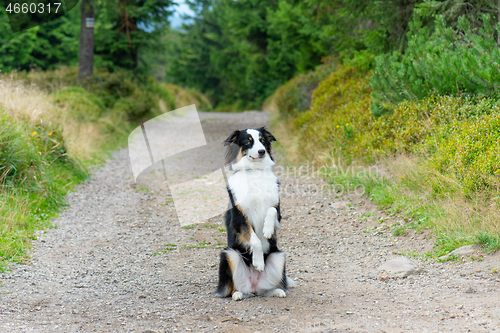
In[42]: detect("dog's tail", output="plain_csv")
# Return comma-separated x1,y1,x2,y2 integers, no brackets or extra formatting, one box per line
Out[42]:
286,276,296,288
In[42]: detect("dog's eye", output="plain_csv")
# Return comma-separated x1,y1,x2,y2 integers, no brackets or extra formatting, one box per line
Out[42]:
246,141,251,145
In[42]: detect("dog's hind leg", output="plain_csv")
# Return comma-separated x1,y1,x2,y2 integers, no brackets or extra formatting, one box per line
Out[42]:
223,249,252,300
256,251,287,297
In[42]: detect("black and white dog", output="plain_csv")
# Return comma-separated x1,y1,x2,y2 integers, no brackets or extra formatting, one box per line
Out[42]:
216,127,292,301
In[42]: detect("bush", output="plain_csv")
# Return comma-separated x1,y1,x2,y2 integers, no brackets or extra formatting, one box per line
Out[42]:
428,112,500,195
14,66,211,122
0,67,213,269
263,60,336,119
371,13,500,115
51,87,105,122
289,65,372,164
268,63,500,252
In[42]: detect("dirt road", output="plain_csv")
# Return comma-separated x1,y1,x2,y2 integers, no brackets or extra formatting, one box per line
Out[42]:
1,111,500,332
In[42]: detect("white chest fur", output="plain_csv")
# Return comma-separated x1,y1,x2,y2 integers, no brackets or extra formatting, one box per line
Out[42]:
228,168,279,250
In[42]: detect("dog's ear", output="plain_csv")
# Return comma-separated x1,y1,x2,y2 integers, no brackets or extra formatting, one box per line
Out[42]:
224,130,240,146
224,130,240,165
258,127,276,143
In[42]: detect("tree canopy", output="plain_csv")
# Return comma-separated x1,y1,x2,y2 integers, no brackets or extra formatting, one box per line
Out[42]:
1,0,498,108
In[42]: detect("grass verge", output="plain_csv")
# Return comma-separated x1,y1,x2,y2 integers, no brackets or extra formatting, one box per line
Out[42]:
321,155,500,257
0,67,211,270
267,64,500,256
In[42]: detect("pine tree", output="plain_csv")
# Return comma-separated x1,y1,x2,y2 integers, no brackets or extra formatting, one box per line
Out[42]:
371,12,500,115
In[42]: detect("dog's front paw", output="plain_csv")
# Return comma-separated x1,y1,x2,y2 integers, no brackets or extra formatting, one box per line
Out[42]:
253,255,265,271
263,223,274,239
232,291,243,301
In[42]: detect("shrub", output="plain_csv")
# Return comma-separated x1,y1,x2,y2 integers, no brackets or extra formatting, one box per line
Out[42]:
371,13,500,115
51,87,105,122
268,63,500,252
263,60,336,119
290,65,372,164
427,112,500,195
13,66,211,121
0,67,212,269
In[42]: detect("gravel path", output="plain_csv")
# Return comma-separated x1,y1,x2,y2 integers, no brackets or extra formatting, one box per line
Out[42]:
1,111,500,333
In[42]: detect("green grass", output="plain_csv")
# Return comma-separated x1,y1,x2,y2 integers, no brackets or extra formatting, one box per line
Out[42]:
181,240,210,249
0,111,89,270
182,223,223,230
154,243,178,255
322,160,500,255
181,239,226,250
476,232,500,253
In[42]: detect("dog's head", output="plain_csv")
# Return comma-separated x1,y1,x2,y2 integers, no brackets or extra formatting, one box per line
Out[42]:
224,127,276,170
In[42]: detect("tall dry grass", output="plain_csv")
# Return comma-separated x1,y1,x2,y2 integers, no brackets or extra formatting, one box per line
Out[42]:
0,75,108,162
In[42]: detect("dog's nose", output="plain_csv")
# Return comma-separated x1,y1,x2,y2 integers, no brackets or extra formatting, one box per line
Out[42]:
258,149,265,157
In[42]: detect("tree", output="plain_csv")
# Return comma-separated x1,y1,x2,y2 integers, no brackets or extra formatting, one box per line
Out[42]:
94,0,174,71
370,13,500,115
79,0,95,78
0,5,80,72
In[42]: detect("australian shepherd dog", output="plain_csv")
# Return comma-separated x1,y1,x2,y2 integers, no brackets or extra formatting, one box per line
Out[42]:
216,127,293,301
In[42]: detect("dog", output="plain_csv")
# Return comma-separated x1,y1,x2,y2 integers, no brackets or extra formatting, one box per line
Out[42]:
216,127,293,301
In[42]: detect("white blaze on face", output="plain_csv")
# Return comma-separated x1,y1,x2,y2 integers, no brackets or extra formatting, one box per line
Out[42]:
246,129,265,159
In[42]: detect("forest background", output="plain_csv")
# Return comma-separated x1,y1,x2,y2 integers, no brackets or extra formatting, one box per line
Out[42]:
1,0,500,267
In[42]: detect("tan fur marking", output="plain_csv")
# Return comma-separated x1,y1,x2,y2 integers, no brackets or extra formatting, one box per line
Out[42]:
227,254,236,275
222,252,235,297
236,147,248,163
236,148,243,162
235,204,253,243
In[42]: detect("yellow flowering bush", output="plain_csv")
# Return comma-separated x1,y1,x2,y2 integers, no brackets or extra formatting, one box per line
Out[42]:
272,64,500,196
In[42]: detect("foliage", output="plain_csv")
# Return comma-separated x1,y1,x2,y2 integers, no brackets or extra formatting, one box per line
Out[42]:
289,65,373,164
94,0,174,71
371,13,500,114
0,0,174,73
0,3,80,72
0,110,88,267
269,64,500,253
263,59,336,119
0,68,212,268
166,0,428,108
416,0,499,28
428,111,500,195
14,67,211,122
51,86,105,122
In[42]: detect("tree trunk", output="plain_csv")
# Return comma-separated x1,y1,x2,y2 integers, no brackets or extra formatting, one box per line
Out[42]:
79,0,95,79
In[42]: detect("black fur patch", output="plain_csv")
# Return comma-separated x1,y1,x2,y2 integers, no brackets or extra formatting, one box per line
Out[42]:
223,127,276,165
215,251,234,297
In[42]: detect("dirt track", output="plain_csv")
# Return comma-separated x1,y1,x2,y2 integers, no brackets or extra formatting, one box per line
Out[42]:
1,111,500,333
